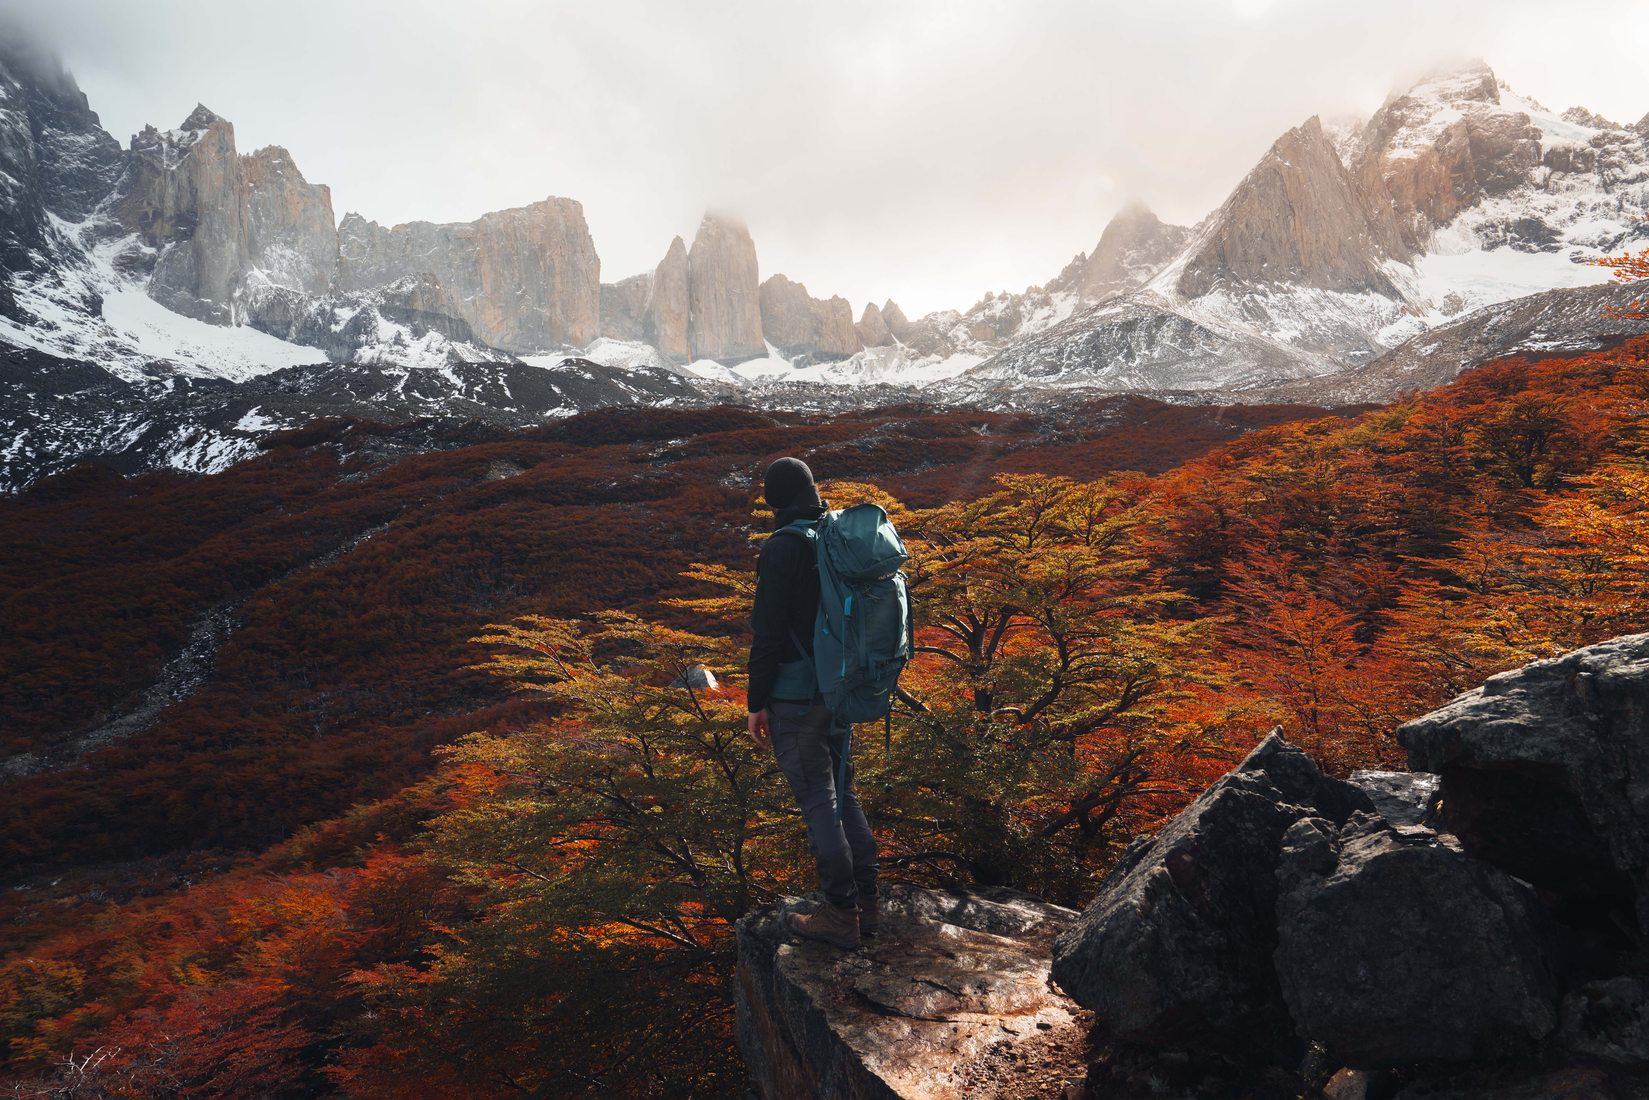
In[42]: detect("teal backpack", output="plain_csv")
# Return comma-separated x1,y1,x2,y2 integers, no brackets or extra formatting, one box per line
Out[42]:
776,503,914,815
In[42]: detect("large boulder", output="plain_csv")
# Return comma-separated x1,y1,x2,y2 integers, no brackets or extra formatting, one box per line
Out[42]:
1398,633,1649,935
1049,732,1373,1059
1275,814,1558,1068
735,885,1088,1100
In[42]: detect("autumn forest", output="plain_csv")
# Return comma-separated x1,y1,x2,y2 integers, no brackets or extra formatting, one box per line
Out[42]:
4,328,1649,1094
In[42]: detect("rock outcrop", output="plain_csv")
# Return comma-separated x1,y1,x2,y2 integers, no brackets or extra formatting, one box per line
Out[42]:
1049,732,1373,1060
687,213,764,363
647,235,691,362
759,274,863,362
240,145,336,297
736,885,1089,1100
880,300,913,343
113,107,251,323
1042,636,1649,1097
244,274,488,364
335,197,599,352
1352,60,1544,253
0,32,122,228
1399,632,1649,936
1177,116,1408,299
1275,813,1558,1068
105,107,342,323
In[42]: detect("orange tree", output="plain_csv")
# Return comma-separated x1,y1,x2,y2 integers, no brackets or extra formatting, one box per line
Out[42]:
332,612,802,1098
787,475,1225,902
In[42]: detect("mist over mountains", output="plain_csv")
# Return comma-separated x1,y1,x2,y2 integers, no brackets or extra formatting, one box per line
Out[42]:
2,24,1648,490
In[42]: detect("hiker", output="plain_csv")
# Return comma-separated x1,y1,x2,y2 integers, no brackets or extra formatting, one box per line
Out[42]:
747,457,880,950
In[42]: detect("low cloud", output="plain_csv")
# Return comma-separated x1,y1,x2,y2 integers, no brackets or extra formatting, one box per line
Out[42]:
11,0,1648,315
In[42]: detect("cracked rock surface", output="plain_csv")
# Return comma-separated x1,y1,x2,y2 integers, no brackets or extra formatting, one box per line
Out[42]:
735,884,1089,1099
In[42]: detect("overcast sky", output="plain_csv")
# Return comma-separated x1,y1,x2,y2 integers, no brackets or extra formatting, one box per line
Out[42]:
12,0,1649,316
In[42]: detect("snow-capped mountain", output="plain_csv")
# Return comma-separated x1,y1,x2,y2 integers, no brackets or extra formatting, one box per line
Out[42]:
953,61,1648,397
3,30,1648,491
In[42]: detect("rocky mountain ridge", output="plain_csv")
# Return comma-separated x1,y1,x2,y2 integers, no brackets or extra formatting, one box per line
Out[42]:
961,60,1649,396
3,35,1648,488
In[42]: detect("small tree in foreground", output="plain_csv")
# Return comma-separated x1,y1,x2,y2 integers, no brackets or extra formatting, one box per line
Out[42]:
335,612,802,1097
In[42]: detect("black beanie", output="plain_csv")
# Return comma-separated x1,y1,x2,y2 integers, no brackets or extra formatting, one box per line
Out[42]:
763,456,816,511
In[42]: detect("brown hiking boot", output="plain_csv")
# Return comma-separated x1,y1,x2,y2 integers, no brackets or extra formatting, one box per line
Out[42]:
858,892,880,937
787,902,860,950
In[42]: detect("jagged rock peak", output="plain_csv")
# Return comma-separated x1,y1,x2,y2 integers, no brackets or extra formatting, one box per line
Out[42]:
1177,115,1406,299
1077,200,1189,301
180,103,226,132
856,300,893,347
687,212,764,362
1398,58,1501,106
1355,59,1544,253
244,144,303,175
0,24,124,240
648,235,690,362
880,298,912,341
1562,106,1621,131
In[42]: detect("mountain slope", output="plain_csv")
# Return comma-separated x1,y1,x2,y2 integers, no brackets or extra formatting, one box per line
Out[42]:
956,61,1647,397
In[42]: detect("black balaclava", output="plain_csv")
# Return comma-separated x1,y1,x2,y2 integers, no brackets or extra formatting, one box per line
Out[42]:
763,456,817,513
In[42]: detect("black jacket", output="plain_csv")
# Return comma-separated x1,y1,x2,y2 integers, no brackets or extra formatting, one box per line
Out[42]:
747,501,825,712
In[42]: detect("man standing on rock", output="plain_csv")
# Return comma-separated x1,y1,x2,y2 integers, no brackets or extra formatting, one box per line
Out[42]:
747,456,879,950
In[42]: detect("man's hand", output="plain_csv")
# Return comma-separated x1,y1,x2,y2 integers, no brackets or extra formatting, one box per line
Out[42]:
747,708,771,749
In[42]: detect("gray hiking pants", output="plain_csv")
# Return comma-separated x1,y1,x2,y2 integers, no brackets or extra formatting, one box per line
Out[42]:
769,699,878,909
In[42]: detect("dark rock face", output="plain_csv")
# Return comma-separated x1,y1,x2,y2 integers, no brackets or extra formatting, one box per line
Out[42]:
244,275,485,362
1049,732,1374,1059
1275,814,1558,1068
0,33,122,224
0,34,124,315
735,885,1089,1100
1560,977,1649,1066
1398,633,1649,935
